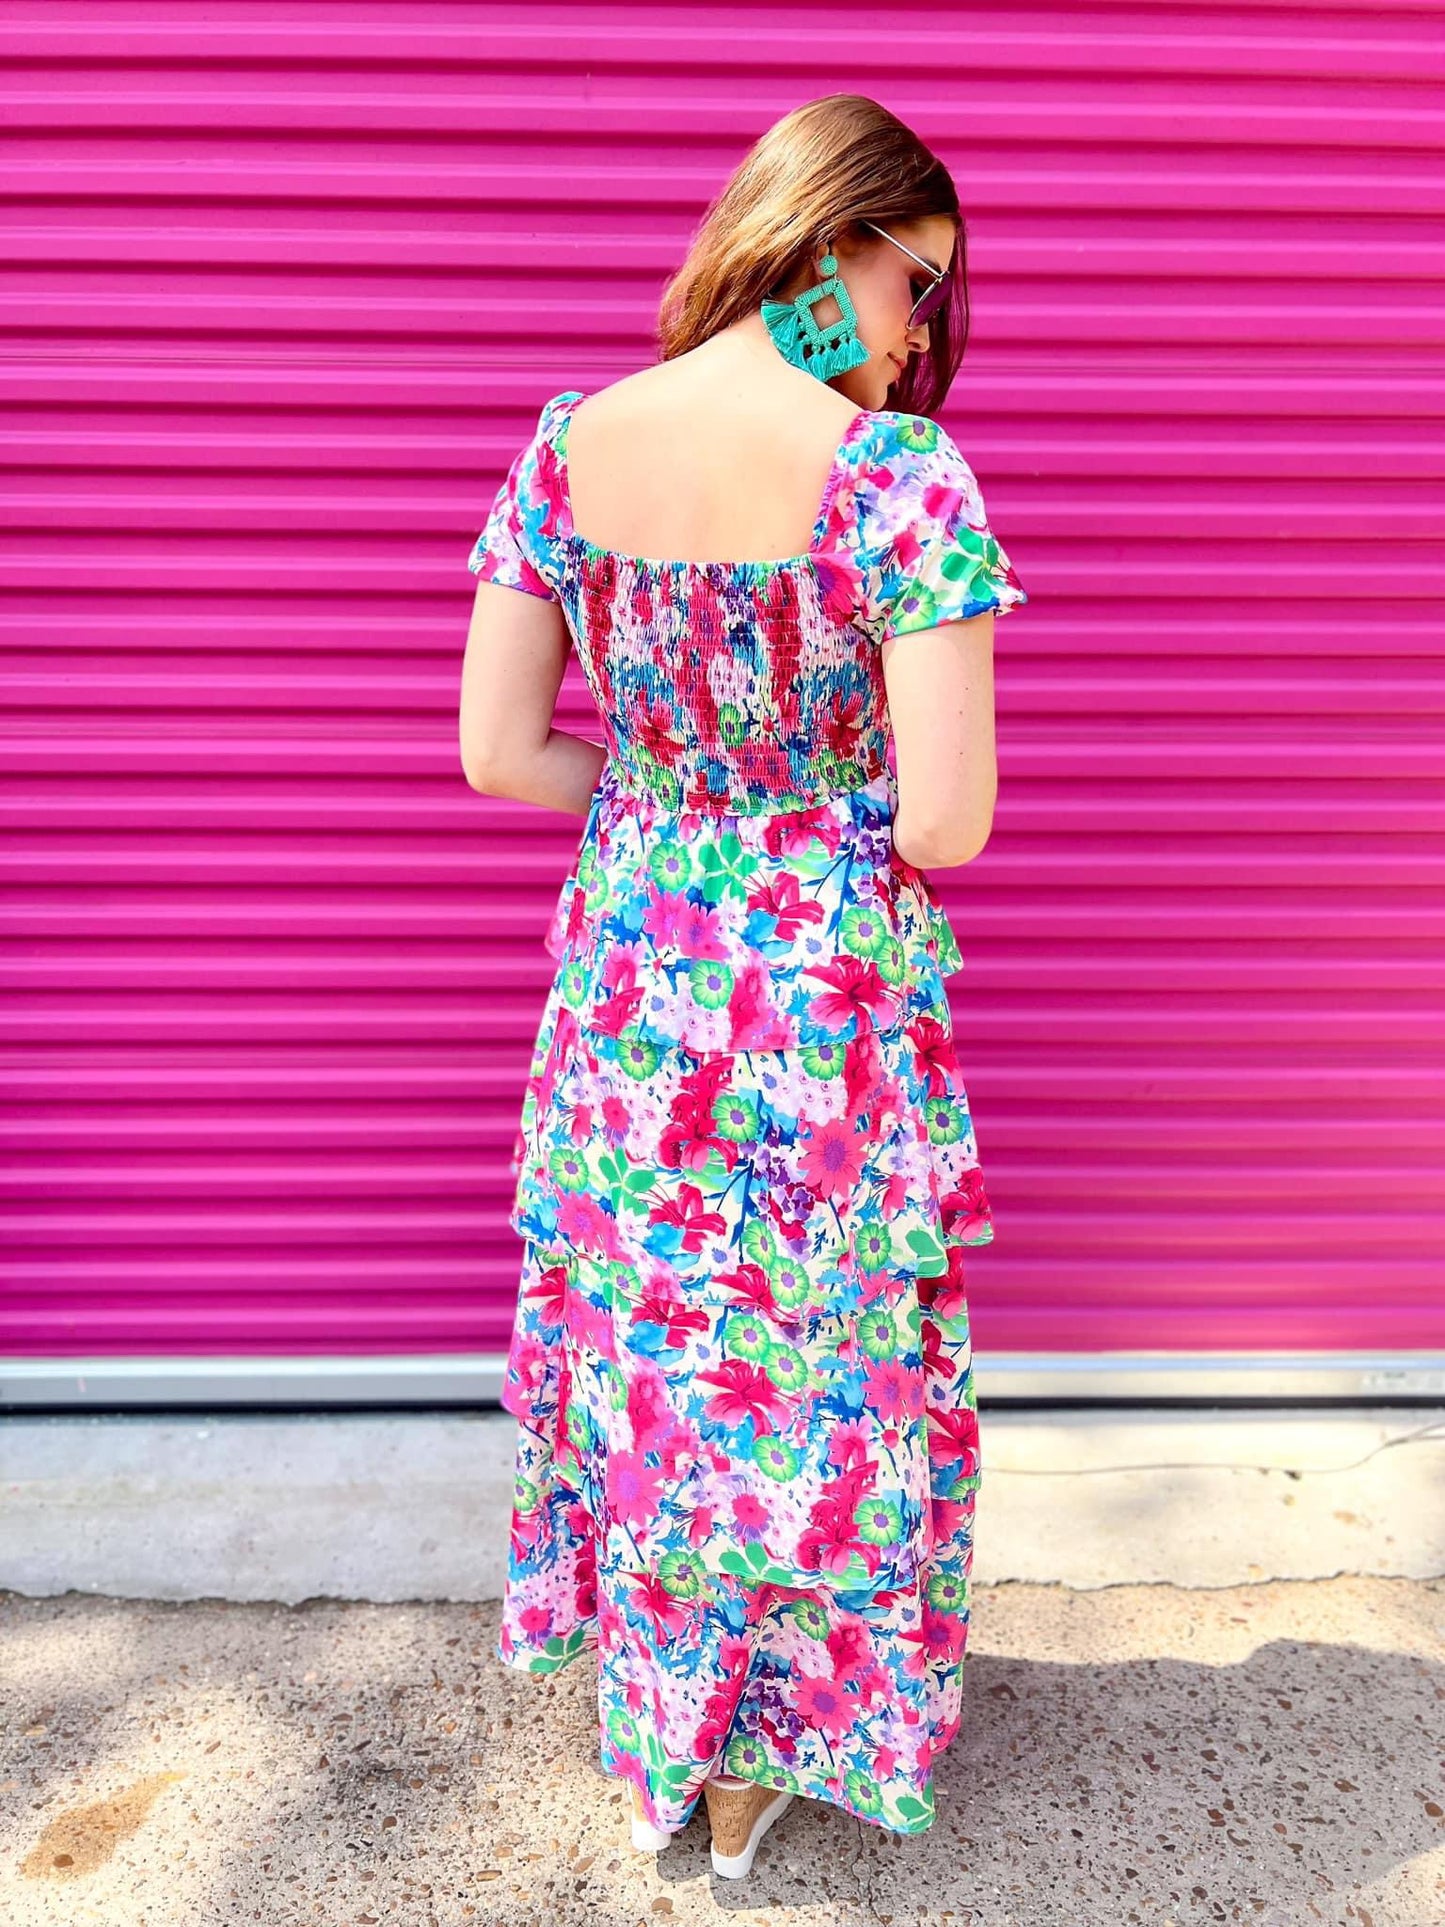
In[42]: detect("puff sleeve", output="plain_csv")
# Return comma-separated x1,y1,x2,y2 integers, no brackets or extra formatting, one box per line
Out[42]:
467,395,566,600
857,416,1028,643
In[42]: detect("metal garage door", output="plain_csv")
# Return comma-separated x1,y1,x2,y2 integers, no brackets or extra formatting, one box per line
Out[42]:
2,3,1441,1403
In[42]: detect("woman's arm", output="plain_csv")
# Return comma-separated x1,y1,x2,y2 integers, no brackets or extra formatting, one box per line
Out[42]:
459,579,607,816
883,609,998,868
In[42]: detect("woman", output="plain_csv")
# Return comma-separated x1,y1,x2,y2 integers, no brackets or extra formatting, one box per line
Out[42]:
458,94,1027,1877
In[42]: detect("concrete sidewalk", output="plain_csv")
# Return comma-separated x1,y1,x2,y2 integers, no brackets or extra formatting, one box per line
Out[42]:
2,1406,1443,1924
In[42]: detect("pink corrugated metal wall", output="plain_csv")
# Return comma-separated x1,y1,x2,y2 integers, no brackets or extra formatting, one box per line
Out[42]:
2,4,1442,1369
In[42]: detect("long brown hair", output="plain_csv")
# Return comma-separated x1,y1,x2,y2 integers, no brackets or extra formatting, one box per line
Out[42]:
656,94,970,420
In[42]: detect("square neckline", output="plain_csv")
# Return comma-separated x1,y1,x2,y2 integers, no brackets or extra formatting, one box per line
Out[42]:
551,389,878,575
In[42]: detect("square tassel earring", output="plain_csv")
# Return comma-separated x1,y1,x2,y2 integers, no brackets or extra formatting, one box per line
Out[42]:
761,244,872,382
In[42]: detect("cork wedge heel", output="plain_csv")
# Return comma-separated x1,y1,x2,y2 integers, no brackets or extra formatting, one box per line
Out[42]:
703,1774,796,1878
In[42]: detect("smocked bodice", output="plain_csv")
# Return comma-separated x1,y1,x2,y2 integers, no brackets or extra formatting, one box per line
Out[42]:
563,545,892,813
469,389,1027,818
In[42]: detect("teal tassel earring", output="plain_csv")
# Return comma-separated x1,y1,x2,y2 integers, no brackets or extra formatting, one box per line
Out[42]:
761,243,872,382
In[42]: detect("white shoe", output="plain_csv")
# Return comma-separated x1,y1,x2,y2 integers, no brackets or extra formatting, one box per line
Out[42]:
704,1775,795,1878
628,1782,679,1852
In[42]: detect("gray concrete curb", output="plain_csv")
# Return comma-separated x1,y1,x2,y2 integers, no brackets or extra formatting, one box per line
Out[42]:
2,1406,1441,1602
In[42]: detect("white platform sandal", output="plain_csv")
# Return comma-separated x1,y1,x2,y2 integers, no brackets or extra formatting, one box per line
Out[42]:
628,1781,680,1852
703,1772,796,1878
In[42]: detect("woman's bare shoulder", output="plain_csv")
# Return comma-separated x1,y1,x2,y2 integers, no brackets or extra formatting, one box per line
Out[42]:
581,356,862,441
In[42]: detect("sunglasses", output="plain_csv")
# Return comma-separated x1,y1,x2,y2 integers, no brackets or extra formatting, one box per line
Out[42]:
859,218,952,329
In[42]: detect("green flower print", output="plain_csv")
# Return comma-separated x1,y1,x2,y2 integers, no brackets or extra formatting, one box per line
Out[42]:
853,1493,905,1548
712,1089,760,1142
840,901,892,961
853,1225,895,1277
888,581,942,634
925,1096,966,1145
751,1434,801,1482
657,1546,707,1600
766,1253,814,1315
614,1029,661,1081
895,415,941,454
513,1471,539,1512
799,1036,847,1080
741,1217,780,1267
788,1597,833,1642
926,1568,970,1615
558,959,591,1012
842,1769,886,1819
547,1144,590,1192
647,839,691,892
761,1337,815,1397
690,958,734,1009
725,1740,801,1794
857,1305,900,1359
606,1706,644,1756
722,1310,776,1364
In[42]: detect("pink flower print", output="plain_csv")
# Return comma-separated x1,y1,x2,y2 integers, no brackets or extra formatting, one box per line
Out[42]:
922,1597,969,1662
823,1618,872,1680
626,1360,684,1451
931,1490,977,1548
647,1179,728,1254
717,1629,756,1673
685,1500,717,1547
793,1671,863,1744
598,939,647,993
731,1490,772,1540
928,1404,981,1479
725,958,797,1050
921,1318,959,1386
865,1354,925,1425
825,1415,873,1470
918,1250,970,1322
805,952,898,1036
761,803,843,862
631,1288,710,1352
524,1254,570,1326
906,1013,954,1098
797,1512,874,1580
641,887,692,950
606,1445,667,1530
941,1168,991,1242
587,979,646,1039
695,1357,793,1435
625,1565,695,1642
517,1602,555,1644
746,871,826,944
573,1567,597,1624
879,1167,916,1219
707,1259,773,1318
676,899,731,962
797,1114,869,1202
658,1105,729,1174
600,1092,631,1139
554,1188,622,1257
672,1054,734,1118
634,694,681,764
568,1286,616,1361
921,475,976,533
823,687,869,762
810,547,865,628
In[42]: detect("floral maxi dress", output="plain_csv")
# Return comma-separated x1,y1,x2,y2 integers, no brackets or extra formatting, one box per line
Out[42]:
468,389,1028,1837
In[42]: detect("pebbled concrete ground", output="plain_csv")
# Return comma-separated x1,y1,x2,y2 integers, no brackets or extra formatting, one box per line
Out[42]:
1,1577,1441,1926
2,1405,1443,1924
